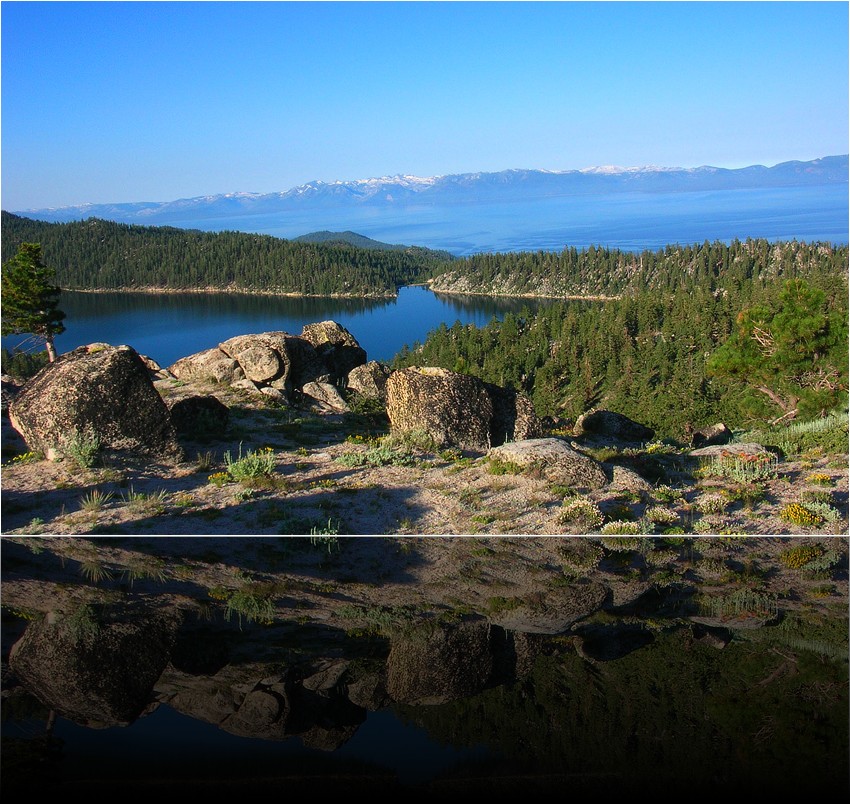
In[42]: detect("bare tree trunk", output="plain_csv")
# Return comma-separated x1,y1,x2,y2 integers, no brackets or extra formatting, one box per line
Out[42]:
45,339,57,363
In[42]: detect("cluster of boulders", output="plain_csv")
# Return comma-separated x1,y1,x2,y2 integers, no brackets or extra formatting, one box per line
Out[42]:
3,319,735,485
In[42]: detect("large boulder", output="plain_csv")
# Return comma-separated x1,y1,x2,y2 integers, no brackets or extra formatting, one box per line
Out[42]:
301,321,367,381
487,438,608,489
8,344,183,461
690,422,733,449
574,409,655,444
386,367,493,450
219,332,292,385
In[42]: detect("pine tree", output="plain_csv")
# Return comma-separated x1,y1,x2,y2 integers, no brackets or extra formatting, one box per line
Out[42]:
1,242,66,362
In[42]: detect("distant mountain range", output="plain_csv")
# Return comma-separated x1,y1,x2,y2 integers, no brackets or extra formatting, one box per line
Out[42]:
12,155,848,227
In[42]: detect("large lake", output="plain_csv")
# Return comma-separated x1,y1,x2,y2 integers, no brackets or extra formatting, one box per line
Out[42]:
2,286,548,368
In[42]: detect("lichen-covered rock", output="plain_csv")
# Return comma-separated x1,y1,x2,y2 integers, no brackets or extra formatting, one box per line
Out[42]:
489,583,607,634
385,367,493,450
301,320,367,381
574,409,655,443
347,361,392,401
8,344,183,461
488,438,608,489
689,442,773,458
219,333,290,385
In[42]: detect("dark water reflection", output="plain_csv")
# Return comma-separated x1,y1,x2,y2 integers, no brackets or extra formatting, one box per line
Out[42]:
2,593,847,795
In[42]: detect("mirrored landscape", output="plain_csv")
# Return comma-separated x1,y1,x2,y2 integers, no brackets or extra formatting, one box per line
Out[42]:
2,536,847,795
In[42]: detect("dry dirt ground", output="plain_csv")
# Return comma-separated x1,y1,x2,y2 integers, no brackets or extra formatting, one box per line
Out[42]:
1,376,848,537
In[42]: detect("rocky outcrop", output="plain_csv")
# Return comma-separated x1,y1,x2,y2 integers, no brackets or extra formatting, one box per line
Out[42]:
574,409,655,444
689,442,773,458
9,605,181,727
346,361,392,401
8,344,183,461
166,323,366,410
488,582,608,634
385,367,542,450
488,438,608,489
301,321,367,383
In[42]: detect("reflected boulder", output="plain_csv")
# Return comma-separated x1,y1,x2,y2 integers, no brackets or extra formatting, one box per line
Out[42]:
386,621,493,705
8,605,181,727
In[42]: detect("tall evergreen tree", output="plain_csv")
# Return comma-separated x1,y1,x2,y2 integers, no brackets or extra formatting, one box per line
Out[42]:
1,242,66,362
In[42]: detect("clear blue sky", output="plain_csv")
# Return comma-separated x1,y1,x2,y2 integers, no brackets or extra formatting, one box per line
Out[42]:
2,1,848,209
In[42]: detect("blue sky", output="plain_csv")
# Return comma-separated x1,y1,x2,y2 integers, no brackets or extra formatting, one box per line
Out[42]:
2,1,848,209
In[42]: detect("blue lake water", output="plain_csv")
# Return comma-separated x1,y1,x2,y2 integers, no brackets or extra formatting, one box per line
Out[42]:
156,185,849,255
2,286,548,368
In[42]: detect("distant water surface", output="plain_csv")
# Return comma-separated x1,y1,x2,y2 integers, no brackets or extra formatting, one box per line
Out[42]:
2,286,549,367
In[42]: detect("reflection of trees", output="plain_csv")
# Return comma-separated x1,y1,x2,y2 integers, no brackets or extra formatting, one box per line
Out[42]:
59,291,393,320
398,629,849,793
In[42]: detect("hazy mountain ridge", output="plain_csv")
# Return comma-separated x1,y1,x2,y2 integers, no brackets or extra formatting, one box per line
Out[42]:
14,155,847,226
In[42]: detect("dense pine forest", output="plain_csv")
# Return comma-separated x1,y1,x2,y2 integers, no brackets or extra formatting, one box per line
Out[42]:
0,213,444,296
400,240,848,438
2,211,847,440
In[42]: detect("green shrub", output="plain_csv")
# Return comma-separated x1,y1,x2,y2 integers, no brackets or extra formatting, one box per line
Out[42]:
779,505,824,529
65,427,102,469
557,498,604,530
779,542,826,567
702,450,779,482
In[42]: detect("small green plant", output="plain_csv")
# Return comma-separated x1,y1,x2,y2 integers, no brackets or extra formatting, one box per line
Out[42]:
644,506,680,526
65,427,102,469
121,486,169,513
79,558,113,584
7,450,43,466
699,588,778,619
558,498,604,530
805,472,834,486
599,520,645,535
702,450,779,482
208,471,230,487
65,603,101,642
121,557,168,586
696,493,728,515
488,457,526,475
224,444,276,481
224,586,277,626
653,485,684,503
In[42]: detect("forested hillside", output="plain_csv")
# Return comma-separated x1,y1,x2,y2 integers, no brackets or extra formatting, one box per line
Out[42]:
398,240,849,438
0,213,445,296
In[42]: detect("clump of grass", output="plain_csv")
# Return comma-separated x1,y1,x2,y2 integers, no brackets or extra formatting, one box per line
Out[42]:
599,536,646,552
701,450,779,483
699,588,778,619
65,603,101,642
121,556,168,586
79,558,113,584
224,587,277,626
79,489,114,512
196,450,215,471
653,484,684,503
121,486,169,514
